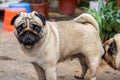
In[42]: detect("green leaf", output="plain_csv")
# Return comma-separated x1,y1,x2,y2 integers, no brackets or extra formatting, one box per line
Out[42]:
82,0,120,41
116,19,120,24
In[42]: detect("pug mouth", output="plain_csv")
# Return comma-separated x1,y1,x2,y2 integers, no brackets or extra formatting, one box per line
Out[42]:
18,31,40,47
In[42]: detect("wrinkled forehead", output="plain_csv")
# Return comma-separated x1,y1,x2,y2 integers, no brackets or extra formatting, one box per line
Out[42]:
14,12,43,27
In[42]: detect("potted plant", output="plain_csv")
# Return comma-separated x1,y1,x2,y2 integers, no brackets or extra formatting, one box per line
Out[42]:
21,0,48,16
117,0,120,7
83,0,120,42
59,0,78,15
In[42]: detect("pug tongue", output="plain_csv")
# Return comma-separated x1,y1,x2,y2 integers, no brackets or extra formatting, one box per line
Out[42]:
24,45,33,49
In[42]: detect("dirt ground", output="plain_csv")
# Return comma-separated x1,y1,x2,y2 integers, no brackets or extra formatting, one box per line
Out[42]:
0,19,120,80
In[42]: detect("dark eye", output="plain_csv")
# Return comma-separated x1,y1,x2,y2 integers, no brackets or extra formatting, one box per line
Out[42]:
33,24,41,33
16,24,24,34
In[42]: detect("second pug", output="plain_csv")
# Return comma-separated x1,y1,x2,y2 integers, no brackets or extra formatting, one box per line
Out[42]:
11,11,104,80
103,33,120,70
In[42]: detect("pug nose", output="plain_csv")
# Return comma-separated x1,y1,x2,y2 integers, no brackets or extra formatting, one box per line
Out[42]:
26,31,30,34
27,38,32,42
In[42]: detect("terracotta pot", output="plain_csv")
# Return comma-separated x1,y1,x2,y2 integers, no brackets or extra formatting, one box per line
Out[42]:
59,0,77,15
30,2,48,16
117,0,120,7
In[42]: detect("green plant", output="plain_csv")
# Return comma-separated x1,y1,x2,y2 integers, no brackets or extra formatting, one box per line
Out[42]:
83,0,120,42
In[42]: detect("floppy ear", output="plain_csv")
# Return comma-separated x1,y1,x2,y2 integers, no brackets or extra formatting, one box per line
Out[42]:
102,45,106,59
108,40,117,55
11,13,20,25
34,12,46,25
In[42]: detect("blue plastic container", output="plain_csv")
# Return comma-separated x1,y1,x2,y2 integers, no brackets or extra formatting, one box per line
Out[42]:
8,2,30,13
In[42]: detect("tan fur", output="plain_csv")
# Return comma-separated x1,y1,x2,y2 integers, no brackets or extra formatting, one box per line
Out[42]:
12,12,104,80
73,13,99,32
113,34,120,70
103,33,120,70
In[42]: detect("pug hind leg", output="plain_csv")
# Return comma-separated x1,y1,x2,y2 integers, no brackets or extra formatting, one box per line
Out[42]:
45,66,57,80
74,57,88,79
88,57,100,80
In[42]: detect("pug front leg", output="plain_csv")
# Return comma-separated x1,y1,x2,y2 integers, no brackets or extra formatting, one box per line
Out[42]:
45,66,57,80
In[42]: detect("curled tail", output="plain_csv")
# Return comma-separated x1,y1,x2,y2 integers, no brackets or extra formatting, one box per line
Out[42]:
73,13,99,32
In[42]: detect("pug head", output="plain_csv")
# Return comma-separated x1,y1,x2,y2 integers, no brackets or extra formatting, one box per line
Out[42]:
11,11,46,48
103,38,120,70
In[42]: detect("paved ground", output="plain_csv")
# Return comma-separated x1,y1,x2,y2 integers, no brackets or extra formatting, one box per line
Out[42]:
0,16,120,80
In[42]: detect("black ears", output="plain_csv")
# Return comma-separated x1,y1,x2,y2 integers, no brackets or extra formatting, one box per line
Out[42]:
34,12,46,25
108,40,117,55
11,13,20,25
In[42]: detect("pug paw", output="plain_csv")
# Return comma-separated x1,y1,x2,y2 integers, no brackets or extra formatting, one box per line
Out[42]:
74,75,84,79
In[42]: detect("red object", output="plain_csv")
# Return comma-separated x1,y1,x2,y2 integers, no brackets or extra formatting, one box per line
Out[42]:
117,0,120,7
59,0,77,15
3,8,26,32
30,2,48,17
